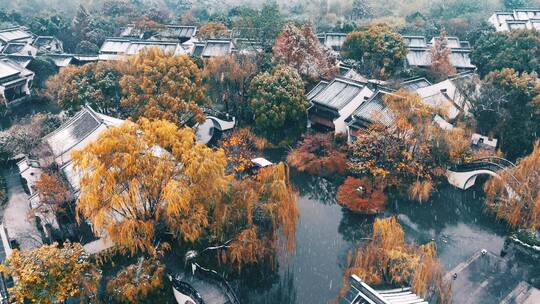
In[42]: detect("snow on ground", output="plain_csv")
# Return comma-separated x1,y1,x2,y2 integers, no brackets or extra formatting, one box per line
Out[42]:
2,167,42,252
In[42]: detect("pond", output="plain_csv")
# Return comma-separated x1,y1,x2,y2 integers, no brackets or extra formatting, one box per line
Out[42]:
236,169,540,304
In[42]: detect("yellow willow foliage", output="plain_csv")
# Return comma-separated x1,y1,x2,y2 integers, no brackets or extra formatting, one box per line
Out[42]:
72,119,229,256
485,141,540,229
255,163,299,252
341,218,451,303
0,242,101,304
228,227,269,273
119,48,208,126
213,163,299,272
106,258,165,303
408,180,433,203
372,217,406,251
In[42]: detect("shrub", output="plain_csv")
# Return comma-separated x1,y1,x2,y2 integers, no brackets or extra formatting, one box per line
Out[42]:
287,133,347,175
336,177,386,214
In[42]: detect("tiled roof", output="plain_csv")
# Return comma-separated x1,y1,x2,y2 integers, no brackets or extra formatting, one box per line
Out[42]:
0,27,32,44
0,58,33,82
121,24,197,40
99,38,186,60
43,107,124,166
196,40,234,57
308,77,368,110
402,34,475,69
348,90,395,127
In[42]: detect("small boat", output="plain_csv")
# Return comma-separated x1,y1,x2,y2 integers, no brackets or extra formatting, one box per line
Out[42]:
170,262,241,304
170,274,204,304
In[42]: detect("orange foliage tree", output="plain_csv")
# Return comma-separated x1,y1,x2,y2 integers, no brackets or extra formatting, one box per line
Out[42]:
198,22,229,40
119,48,208,126
336,177,386,214
73,119,229,256
218,128,267,175
430,31,457,80
73,119,298,272
273,23,337,82
485,141,540,230
287,133,347,175
348,91,456,202
213,163,298,272
34,172,71,214
202,54,258,114
106,258,167,303
0,242,101,304
341,217,451,303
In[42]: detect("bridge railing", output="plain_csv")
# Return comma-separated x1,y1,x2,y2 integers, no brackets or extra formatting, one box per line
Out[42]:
201,107,234,122
448,157,515,173
448,157,521,189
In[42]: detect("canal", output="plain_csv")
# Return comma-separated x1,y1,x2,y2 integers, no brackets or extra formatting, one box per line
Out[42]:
237,169,540,303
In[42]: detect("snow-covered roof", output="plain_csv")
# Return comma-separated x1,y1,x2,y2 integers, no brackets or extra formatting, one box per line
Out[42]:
1,42,37,56
472,133,498,149
402,34,475,70
32,36,63,53
308,77,368,111
318,32,347,50
192,39,235,58
0,57,34,83
414,74,472,120
347,90,395,128
43,106,124,167
99,38,186,60
489,9,540,31
0,26,33,44
402,77,432,90
121,24,197,41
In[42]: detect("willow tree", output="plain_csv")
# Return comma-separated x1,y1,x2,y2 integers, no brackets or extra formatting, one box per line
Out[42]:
485,141,540,229
72,119,229,256
0,242,101,304
341,217,451,303
106,258,167,303
212,163,299,272
120,48,208,126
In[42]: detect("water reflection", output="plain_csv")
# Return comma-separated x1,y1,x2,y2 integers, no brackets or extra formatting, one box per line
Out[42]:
290,171,341,205
238,170,540,303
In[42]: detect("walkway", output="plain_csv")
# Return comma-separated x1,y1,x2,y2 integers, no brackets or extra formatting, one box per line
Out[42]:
2,167,41,251
446,157,516,190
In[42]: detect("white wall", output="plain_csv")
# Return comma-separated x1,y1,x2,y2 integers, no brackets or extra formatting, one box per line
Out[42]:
333,87,373,134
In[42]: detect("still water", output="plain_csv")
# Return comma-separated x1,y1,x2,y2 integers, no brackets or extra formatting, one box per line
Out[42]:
237,170,540,304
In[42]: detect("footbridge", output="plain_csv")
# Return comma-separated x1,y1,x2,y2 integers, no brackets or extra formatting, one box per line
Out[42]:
446,157,516,190
341,275,428,304
203,108,236,131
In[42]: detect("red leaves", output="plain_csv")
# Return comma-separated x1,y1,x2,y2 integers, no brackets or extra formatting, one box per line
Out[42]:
287,133,347,175
336,177,386,214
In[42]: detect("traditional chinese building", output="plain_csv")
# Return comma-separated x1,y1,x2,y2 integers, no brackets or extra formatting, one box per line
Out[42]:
402,35,475,71
307,77,374,134
0,57,34,107
488,9,540,31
